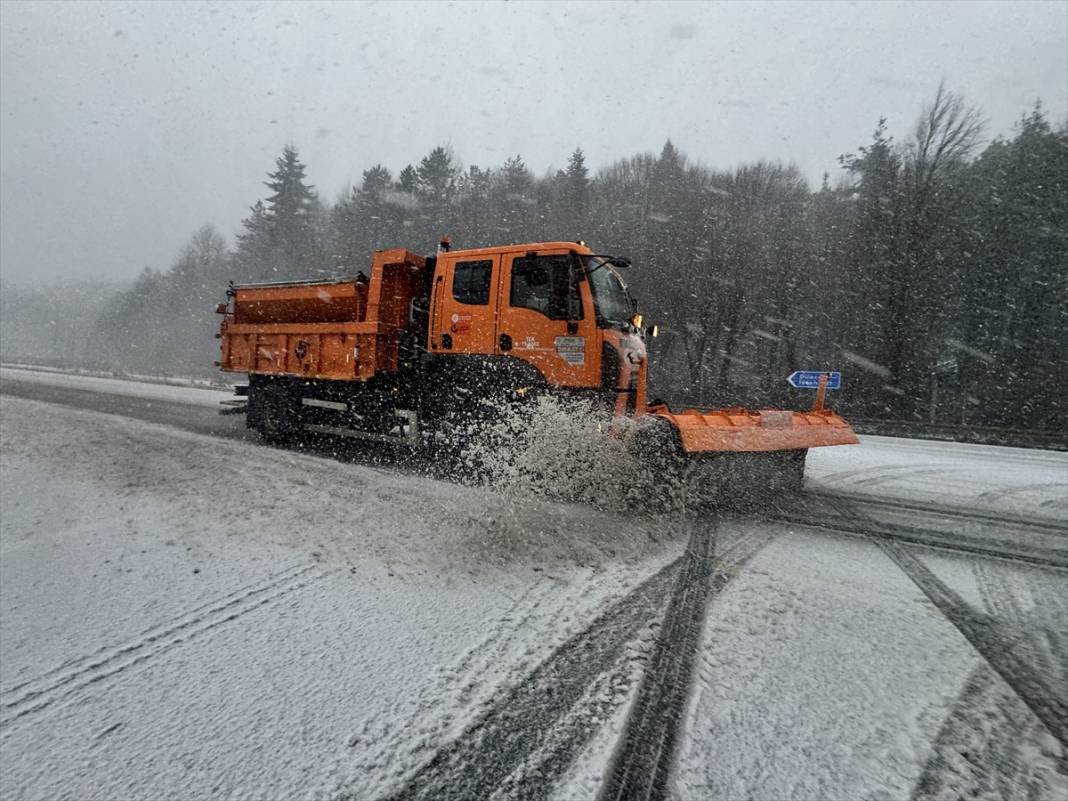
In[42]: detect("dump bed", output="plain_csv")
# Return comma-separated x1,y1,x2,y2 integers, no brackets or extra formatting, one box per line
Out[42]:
218,249,426,381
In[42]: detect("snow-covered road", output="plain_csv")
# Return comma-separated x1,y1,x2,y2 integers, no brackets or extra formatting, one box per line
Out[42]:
1,367,1065,800
806,431,1067,521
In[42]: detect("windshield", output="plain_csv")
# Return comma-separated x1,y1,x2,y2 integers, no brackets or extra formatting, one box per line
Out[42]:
585,258,633,327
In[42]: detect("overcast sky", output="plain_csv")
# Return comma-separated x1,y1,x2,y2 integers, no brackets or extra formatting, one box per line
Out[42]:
1,0,1066,284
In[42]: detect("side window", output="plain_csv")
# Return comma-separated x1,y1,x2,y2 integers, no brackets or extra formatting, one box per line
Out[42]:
452,259,492,305
509,255,583,320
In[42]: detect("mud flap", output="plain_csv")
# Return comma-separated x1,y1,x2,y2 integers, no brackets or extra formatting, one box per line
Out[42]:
250,381,301,443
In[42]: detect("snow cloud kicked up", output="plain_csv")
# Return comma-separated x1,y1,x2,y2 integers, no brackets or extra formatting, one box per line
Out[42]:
451,394,688,513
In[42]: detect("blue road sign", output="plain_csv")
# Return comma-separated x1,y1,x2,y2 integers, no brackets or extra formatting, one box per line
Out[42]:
787,371,841,390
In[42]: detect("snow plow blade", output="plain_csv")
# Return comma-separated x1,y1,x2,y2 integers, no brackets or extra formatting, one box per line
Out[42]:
647,406,859,453
626,405,858,509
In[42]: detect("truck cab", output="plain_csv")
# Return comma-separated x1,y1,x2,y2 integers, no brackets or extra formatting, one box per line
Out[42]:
426,241,648,407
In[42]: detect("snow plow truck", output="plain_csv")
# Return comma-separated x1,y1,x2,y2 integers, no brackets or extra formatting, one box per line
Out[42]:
216,240,857,491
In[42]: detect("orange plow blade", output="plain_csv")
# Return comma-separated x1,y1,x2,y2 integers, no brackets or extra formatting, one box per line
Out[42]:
647,405,859,453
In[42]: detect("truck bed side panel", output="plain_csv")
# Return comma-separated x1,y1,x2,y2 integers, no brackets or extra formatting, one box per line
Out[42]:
218,250,426,382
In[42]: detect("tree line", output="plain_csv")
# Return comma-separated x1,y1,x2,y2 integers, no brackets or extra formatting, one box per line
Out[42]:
91,84,1067,431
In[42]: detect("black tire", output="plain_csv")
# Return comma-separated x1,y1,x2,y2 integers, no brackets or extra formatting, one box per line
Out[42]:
252,381,300,444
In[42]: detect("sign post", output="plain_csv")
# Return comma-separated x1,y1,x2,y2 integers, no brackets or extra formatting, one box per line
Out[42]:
814,373,828,411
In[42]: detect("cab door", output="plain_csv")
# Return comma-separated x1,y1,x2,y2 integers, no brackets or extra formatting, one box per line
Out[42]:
495,250,597,388
430,254,501,355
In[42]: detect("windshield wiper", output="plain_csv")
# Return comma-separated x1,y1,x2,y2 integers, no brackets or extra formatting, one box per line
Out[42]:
584,254,632,275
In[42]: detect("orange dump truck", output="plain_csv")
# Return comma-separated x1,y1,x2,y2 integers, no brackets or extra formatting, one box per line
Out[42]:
217,240,856,486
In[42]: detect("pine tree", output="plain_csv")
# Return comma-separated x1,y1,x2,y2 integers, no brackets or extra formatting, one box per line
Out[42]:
456,164,493,245
352,164,399,255
416,146,458,202
233,200,274,280
397,165,418,194
500,155,533,196
361,164,393,197
263,144,319,276
563,147,589,224
958,105,1068,429
838,118,905,413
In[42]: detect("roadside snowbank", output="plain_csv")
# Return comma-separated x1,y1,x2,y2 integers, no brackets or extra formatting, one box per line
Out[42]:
0,365,233,408
0,361,228,389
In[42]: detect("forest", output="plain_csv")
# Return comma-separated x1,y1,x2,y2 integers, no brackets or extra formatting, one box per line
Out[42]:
9,85,1066,432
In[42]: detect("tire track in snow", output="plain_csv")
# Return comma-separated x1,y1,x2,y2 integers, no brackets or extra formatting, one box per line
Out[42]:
0,562,313,697
366,525,767,801
772,492,1068,568
877,539,1068,750
368,556,682,801
848,468,950,488
972,561,1068,725
504,528,774,801
439,578,566,701
810,464,949,489
813,497,1068,756
911,664,1065,801
908,561,1068,799
493,532,737,801
344,575,574,782
362,526,782,801
484,620,663,801
0,562,324,730
595,524,775,801
511,527,772,801
975,482,1068,509
806,489,1067,533
974,561,1028,623
596,523,711,801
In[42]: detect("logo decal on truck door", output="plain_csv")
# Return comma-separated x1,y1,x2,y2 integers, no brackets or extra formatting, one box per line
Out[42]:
554,336,585,365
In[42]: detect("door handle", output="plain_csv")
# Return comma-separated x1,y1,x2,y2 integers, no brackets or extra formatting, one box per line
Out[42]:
499,333,512,351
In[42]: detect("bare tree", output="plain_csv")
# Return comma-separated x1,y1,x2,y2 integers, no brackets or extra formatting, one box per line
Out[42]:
882,83,985,416
907,80,985,215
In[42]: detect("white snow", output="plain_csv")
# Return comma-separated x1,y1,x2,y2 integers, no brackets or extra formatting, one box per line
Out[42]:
672,524,1066,801
0,395,683,800
2,369,1066,799
807,433,1068,520
0,365,234,408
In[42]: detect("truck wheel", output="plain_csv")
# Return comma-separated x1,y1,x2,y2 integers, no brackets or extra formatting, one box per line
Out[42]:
256,383,299,443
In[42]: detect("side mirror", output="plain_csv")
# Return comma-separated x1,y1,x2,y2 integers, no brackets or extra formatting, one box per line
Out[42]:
646,324,659,338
